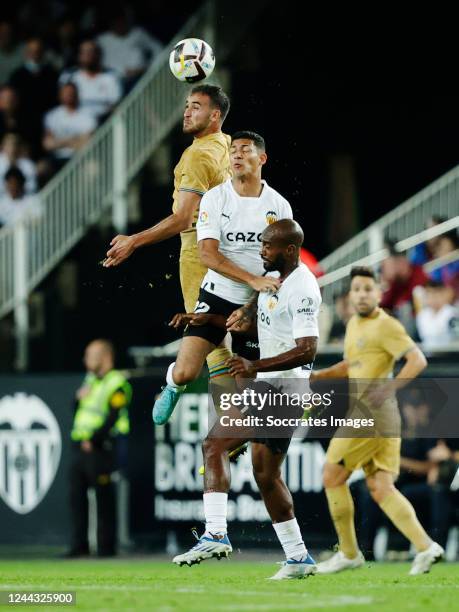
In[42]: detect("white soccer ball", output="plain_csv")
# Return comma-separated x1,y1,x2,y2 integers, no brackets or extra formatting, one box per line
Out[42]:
169,38,215,83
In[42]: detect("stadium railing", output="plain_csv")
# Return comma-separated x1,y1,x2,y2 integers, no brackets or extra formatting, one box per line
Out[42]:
318,215,459,304
319,167,459,278
0,2,217,369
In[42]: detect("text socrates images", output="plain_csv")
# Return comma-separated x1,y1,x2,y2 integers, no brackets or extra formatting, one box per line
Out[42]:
207,377,456,440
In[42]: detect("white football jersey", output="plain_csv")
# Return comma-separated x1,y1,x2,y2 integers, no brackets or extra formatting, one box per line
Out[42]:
196,178,293,303
257,263,321,379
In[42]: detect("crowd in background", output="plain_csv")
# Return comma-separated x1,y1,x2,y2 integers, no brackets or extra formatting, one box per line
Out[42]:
325,216,459,351
0,0,167,227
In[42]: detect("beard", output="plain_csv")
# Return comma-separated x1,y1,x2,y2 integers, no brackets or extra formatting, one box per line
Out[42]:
263,253,286,272
183,118,210,135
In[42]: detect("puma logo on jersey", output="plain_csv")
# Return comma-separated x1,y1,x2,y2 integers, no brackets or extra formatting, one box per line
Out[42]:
226,231,262,242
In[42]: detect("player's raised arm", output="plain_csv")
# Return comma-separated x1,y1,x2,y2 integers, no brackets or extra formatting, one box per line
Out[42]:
103,190,201,267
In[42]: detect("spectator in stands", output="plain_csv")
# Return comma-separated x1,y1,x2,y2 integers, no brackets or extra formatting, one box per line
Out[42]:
0,85,33,143
416,281,459,349
409,215,446,268
431,231,459,300
59,40,122,123
0,166,41,226
380,243,428,335
328,290,354,343
0,21,24,84
0,133,37,196
97,5,163,86
43,83,96,169
9,37,58,153
427,439,459,550
51,16,80,71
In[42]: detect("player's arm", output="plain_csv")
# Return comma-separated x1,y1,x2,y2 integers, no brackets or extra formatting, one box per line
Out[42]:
399,456,432,475
309,360,349,381
226,295,259,334
199,238,280,293
393,346,427,386
103,190,201,267
227,336,317,376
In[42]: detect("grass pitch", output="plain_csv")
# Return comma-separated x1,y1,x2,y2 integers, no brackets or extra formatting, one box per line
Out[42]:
0,558,457,611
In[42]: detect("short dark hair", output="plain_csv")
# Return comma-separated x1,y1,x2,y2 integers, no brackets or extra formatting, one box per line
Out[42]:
190,84,230,122
350,266,377,282
425,279,445,289
4,166,25,184
231,130,265,151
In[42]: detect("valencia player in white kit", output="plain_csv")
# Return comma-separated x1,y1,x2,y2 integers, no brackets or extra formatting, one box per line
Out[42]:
173,219,322,580
153,132,293,425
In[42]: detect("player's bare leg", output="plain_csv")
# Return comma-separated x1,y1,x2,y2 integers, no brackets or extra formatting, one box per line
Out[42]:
316,462,365,574
251,442,316,579
153,336,216,425
366,470,444,575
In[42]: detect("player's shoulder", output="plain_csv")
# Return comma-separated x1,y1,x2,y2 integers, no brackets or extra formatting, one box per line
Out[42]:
263,182,292,212
202,178,231,199
377,309,408,333
286,264,320,298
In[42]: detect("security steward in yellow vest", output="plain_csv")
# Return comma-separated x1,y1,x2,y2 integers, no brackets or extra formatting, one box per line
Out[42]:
66,340,131,558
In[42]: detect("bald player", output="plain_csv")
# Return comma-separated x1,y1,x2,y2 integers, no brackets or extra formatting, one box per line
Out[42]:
103,84,234,383
312,266,443,576
172,220,321,580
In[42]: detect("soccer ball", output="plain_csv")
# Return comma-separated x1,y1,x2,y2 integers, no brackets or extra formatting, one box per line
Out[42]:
169,38,215,83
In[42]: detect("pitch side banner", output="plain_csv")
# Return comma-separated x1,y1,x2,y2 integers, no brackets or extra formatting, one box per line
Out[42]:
0,375,79,545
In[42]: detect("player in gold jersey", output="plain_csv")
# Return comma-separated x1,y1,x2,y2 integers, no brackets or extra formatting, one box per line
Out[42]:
312,266,444,576
103,85,234,381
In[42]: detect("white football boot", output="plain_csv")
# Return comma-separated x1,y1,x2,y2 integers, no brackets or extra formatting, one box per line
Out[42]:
172,530,232,567
269,554,317,580
316,550,365,574
409,542,444,575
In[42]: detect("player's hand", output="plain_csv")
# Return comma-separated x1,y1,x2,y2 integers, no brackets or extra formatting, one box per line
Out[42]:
103,235,136,267
81,440,93,453
226,307,253,333
365,384,392,406
249,276,280,293
227,355,257,377
169,313,212,328
428,441,451,463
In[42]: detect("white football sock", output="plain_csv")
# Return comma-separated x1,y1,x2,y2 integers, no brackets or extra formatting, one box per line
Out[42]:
166,362,186,391
273,518,307,561
203,492,228,535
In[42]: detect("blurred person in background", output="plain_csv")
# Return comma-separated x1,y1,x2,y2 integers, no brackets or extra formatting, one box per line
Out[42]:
427,439,459,552
97,4,163,88
430,231,459,300
0,132,36,195
49,14,80,71
0,21,24,84
9,37,58,153
0,85,33,143
43,82,96,170
409,215,446,268
380,243,428,336
65,339,131,558
328,290,354,343
0,166,40,226
59,40,122,123
416,281,459,349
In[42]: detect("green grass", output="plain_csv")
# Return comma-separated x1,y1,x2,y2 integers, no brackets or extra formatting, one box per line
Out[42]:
0,559,457,611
